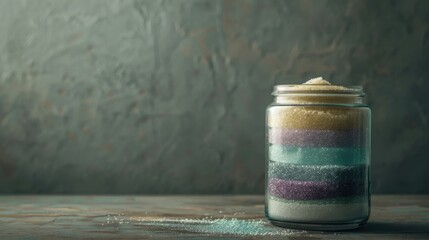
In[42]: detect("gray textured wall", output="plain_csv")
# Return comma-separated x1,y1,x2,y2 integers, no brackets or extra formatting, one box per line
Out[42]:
0,0,428,194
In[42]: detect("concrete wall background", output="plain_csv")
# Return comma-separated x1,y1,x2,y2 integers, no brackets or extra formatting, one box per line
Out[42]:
0,0,428,194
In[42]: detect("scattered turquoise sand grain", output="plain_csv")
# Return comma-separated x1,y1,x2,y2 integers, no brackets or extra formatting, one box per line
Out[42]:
105,215,305,236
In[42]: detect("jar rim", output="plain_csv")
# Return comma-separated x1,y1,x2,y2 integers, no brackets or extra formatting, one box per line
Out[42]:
273,85,364,96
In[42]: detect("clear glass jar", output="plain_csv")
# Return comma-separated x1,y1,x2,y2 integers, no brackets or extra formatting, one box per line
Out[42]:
265,83,371,230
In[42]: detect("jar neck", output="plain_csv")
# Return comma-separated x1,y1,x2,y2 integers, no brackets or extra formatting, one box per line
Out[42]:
274,93,364,105
272,84,366,106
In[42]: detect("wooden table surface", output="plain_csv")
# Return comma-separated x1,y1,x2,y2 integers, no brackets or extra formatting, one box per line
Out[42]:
0,195,428,239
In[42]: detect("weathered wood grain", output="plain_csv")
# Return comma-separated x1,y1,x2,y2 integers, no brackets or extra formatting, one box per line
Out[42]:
0,195,428,239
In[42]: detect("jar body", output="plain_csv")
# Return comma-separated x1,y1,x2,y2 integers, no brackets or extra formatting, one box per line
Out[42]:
265,104,371,230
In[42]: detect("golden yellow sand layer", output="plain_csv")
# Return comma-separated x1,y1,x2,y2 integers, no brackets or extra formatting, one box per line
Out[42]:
267,106,368,130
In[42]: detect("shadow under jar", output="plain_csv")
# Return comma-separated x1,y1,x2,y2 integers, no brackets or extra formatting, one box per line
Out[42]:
265,81,371,231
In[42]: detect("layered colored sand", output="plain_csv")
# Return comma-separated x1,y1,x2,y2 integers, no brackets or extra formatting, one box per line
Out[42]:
266,78,369,222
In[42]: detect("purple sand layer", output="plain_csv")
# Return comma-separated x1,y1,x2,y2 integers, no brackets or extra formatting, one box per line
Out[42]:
268,178,365,200
268,128,365,147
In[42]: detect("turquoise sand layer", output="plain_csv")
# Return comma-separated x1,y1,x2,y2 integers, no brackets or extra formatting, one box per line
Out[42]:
269,145,366,165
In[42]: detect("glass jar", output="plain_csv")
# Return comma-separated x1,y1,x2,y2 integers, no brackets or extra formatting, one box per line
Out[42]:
265,80,371,230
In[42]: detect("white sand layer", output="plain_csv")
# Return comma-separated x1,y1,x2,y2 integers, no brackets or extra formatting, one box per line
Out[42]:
267,198,368,222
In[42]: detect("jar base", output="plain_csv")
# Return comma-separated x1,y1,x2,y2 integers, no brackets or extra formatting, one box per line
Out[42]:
269,219,367,231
